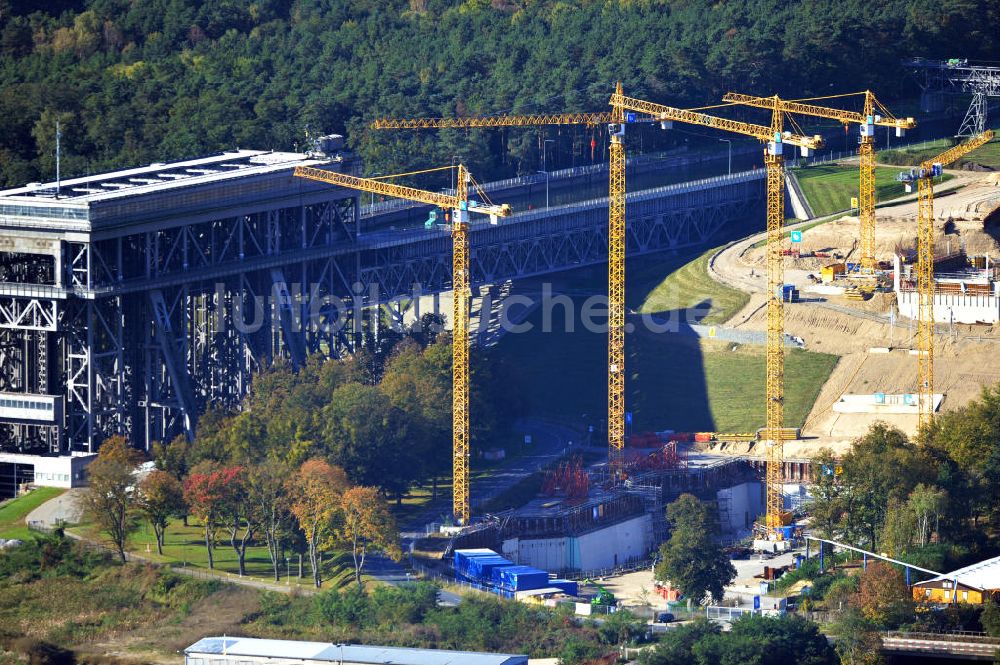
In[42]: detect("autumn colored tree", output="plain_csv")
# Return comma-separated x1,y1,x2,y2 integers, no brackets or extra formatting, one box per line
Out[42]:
287,458,350,588
853,562,912,627
183,463,234,570
81,436,144,563
135,470,185,555
338,486,402,588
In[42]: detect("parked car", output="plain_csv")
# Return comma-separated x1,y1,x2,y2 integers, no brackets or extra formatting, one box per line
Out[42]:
656,612,676,623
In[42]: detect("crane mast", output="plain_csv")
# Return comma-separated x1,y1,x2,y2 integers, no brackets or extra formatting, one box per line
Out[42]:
293,165,510,524
858,92,878,273
898,130,994,430
607,83,627,478
452,168,471,523
723,91,915,274
762,98,786,533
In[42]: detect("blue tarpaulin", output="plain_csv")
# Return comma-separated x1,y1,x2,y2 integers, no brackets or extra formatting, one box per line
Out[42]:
491,565,549,591
454,550,513,582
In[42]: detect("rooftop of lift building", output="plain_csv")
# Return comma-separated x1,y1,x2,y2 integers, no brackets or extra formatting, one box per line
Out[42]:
0,144,353,233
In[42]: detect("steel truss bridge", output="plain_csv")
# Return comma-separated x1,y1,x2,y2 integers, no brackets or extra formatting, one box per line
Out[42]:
0,150,763,454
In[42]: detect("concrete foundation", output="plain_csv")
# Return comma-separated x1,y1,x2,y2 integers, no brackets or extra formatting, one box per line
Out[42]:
896,289,1000,324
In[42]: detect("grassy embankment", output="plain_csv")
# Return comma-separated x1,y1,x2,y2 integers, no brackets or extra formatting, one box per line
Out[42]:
792,163,932,218
69,516,359,591
0,535,608,664
495,248,838,434
0,535,225,660
0,487,64,540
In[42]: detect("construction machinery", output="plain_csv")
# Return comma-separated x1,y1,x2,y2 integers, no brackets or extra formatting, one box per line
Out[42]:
584,579,617,607
608,90,823,539
293,164,511,524
371,102,651,482
896,130,994,429
722,91,916,273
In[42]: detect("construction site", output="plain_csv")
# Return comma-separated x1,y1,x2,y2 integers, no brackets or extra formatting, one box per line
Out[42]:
2,58,999,587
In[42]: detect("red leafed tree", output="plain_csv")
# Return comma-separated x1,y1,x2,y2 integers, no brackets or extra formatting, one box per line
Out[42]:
852,561,911,626
184,463,238,570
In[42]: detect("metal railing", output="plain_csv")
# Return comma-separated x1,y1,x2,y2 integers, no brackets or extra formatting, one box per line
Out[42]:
885,631,1000,645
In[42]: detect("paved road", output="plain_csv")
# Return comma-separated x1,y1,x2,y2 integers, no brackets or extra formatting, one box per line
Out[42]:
24,487,84,528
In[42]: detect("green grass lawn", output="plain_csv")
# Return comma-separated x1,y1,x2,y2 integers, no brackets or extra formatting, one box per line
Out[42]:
72,516,359,590
793,164,919,217
638,247,749,325
0,487,64,539
495,289,839,433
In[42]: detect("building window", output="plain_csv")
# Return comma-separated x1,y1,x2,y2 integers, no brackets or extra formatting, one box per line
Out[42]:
962,591,968,600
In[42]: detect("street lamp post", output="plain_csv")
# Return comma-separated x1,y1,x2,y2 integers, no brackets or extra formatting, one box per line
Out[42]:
718,138,732,175
542,139,555,209
538,170,550,209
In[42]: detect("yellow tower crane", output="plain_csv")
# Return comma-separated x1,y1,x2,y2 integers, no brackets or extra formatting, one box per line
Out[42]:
897,130,994,430
371,102,648,481
607,83,627,478
608,90,823,536
722,91,916,273
293,164,511,524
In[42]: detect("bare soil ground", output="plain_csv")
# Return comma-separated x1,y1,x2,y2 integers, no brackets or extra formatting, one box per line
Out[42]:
709,169,1000,450
79,586,262,665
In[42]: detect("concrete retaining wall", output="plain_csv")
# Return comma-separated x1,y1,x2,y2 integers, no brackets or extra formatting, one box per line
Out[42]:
503,513,652,572
896,290,1000,324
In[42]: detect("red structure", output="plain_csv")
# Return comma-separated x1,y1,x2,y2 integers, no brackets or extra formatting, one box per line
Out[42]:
542,458,590,499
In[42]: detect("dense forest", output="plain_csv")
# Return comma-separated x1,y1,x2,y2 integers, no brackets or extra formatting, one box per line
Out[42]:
1,0,998,187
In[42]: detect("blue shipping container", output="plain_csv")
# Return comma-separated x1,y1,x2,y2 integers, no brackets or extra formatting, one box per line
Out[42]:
549,579,579,596
466,556,514,582
492,565,550,591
